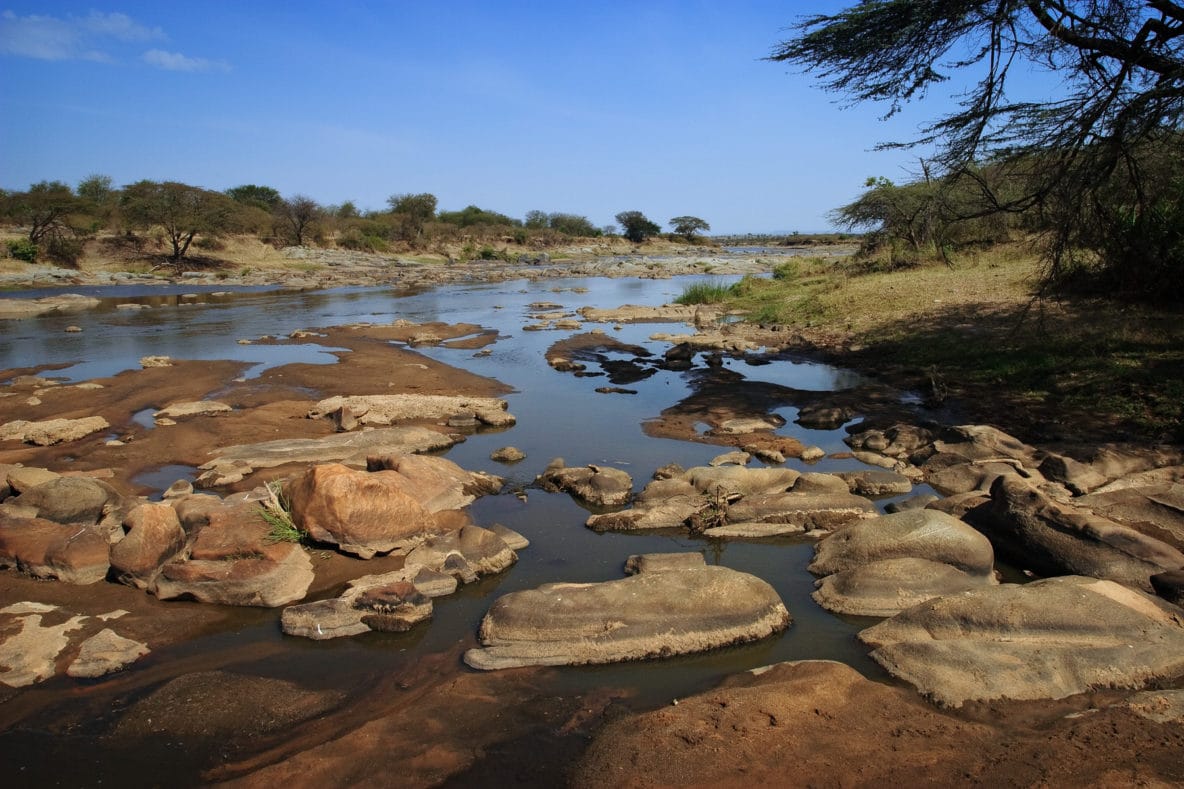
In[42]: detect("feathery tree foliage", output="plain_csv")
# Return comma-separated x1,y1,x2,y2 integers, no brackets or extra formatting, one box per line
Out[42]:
771,1,1184,300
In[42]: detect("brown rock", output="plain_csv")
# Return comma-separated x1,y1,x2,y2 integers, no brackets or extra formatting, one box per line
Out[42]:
0,516,110,584
154,541,313,607
287,463,436,559
110,503,187,589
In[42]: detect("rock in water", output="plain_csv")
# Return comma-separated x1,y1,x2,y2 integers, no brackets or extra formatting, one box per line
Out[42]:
464,558,789,670
860,575,1184,707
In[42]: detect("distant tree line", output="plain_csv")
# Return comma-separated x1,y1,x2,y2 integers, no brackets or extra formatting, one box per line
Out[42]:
0,177,713,266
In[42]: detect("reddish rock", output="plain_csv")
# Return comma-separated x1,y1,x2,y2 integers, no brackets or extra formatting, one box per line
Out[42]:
286,463,436,559
0,515,110,584
154,541,313,607
110,503,187,589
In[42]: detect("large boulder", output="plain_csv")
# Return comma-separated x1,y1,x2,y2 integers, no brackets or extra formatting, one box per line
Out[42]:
684,465,799,497
834,469,913,496
809,509,995,577
7,476,124,525
723,491,878,533
814,558,998,618
809,509,997,617
860,576,1184,707
154,542,314,607
286,463,437,559
403,524,517,583
109,503,187,589
152,501,314,607
1077,480,1184,551
464,556,790,670
970,476,1184,591
537,460,633,507
0,515,110,584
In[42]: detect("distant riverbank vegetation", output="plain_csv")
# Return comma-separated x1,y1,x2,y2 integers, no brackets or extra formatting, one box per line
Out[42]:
0,177,718,267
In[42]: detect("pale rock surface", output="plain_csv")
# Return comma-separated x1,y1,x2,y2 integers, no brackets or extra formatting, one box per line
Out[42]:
860,576,1184,707
66,628,150,678
0,416,110,446
308,394,515,427
464,557,790,670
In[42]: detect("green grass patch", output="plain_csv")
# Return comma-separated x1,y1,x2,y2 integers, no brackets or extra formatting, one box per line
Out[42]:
674,278,737,305
258,481,306,544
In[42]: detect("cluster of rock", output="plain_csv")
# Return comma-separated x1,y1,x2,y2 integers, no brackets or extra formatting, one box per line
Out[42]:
577,460,880,537
0,452,520,679
845,422,1184,596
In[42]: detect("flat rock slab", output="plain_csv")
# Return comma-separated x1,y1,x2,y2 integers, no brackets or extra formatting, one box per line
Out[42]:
66,628,150,678
154,401,232,420
198,426,459,486
464,560,789,670
309,394,515,427
860,575,1184,707
0,416,110,446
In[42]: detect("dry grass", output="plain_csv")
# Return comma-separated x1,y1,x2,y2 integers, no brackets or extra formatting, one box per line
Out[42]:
712,243,1184,443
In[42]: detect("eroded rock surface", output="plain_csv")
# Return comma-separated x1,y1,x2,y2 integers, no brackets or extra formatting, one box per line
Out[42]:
860,575,1184,707
308,394,515,427
464,555,789,670
537,459,633,507
0,416,110,446
286,463,437,559
810,509,998,617
198,426,459,487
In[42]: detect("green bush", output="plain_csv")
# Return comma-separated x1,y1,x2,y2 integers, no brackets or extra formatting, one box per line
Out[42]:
6,238,38,262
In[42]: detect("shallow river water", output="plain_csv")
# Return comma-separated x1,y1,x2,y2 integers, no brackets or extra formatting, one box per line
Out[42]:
0,273,934,783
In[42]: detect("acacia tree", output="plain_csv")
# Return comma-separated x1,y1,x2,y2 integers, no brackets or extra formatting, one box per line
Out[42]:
6,181,80,243
277,194,322,246
122,181,235,262
670,215,710,242
771,1,1184,299
387,192,437,242
615,210,661,243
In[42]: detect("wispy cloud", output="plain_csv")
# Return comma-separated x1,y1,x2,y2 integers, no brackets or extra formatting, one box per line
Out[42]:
0,10,164,61
142,48,230,73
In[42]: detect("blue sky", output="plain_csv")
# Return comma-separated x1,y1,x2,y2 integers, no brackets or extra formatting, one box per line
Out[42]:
1,2,950,234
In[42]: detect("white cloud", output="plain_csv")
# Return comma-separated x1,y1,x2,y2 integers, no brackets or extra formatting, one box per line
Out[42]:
142,48,230,73
0,10,163,61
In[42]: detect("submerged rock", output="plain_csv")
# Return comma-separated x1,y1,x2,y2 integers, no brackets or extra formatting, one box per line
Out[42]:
860,575,1184,707
464,556,789,670
66,628,150,678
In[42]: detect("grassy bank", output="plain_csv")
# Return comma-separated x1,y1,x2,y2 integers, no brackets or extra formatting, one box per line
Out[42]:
696,245,1184,443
